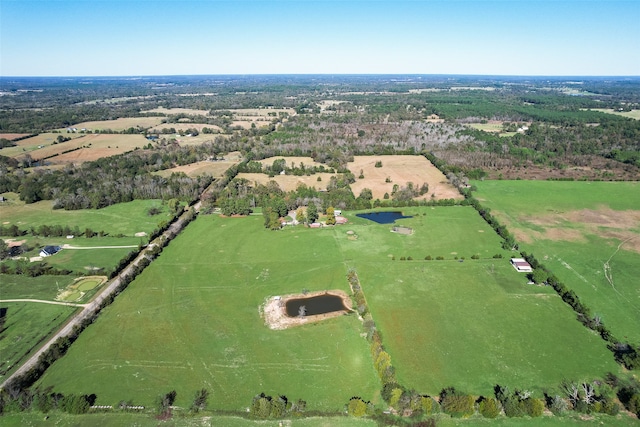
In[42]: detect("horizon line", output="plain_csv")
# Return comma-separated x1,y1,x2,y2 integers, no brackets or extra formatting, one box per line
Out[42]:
2,73,640,79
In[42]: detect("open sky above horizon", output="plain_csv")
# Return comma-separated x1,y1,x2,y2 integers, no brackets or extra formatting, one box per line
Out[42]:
1,0,639,77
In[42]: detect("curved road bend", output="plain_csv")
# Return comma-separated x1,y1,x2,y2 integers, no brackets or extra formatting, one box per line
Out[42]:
0,209,195,390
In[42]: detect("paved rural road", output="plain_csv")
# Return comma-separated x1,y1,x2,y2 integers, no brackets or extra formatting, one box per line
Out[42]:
0,299,85,308
0,209,196,390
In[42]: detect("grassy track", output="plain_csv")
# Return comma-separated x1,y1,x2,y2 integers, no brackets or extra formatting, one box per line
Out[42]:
36,215,380,411
474,180,640,345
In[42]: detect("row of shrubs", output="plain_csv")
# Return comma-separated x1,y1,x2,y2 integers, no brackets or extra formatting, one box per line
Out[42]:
392,254,503,261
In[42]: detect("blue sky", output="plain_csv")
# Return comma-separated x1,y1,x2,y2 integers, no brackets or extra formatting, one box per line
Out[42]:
1,0,639,76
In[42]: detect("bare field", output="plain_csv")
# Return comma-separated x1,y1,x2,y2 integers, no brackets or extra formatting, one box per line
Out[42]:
514,207,640,253
142,107,210,116
24,134,147,164
348,155,462,201
0,133,30,141
0,133,84,158
154,160,238,178
237,172,336,192
56,117,165,132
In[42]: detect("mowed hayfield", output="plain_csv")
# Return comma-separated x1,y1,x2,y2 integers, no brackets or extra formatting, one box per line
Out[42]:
56,117,165,132
336,207,619,396
42,134,149,164
473,180,640,346
36,214,380,411
347,155,463,201
0,133,85,158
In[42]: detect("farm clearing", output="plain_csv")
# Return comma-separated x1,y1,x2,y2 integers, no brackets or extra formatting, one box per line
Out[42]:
348,155,462,201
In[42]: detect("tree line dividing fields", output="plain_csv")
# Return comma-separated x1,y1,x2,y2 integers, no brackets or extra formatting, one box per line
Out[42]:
34,206,624,417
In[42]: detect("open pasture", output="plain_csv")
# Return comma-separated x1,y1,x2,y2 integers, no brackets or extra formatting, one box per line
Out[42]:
36,214,379,411
336,206,620,395
154,159,238,178
40,238,140,274
0,274,69,300
0,197,169,238
56,117,165,132
347,155,463,201
473,180,640,345
36,205,622,410
0,302,77,382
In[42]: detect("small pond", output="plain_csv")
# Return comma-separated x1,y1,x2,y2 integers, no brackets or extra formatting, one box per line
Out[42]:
285,294,348,317
356,211,412,224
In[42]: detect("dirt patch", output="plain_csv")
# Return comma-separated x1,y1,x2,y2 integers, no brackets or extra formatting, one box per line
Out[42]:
514,207,640,253
261,290,352,330
0,133,30,141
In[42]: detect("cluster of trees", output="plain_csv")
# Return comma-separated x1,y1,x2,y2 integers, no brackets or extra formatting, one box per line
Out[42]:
242,158,337,177
9,148,214,209
249,393,306,419
0,387,96,415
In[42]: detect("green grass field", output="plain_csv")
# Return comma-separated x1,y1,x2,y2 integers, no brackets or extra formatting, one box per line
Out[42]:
473,180,640,346
0,302,78,382
0,274,69,300
36,214,380,411
0,195,169,238
337,207,619,396
1,411,637,427
35,205,625,413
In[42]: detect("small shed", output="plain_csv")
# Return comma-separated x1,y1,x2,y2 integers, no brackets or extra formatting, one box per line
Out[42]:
510,258,532,272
